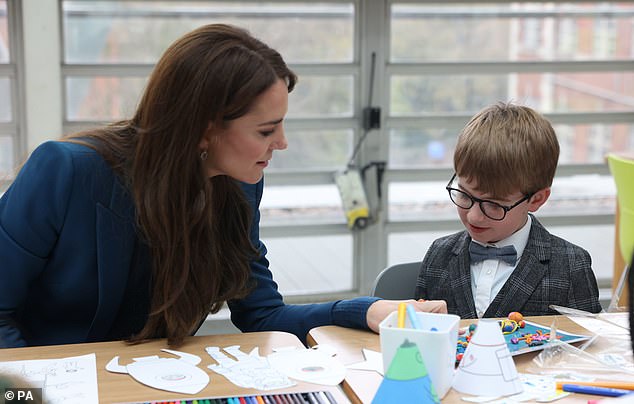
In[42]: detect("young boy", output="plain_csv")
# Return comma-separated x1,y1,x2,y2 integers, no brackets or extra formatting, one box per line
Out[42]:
415,102,602,318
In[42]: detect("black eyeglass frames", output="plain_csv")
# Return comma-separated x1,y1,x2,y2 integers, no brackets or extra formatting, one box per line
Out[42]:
445,173,534,221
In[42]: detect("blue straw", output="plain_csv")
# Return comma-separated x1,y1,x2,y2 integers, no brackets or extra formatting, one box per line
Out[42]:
405,304,422,329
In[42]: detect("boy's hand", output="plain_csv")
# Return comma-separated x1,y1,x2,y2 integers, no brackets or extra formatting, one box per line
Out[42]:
366,299,448,333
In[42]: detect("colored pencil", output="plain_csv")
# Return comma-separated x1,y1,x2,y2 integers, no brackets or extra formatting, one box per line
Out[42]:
561,384,631,397
556,381,634,391
397,302,406,328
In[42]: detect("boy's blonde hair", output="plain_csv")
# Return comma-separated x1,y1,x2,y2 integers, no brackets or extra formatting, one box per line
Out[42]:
454,102,559,198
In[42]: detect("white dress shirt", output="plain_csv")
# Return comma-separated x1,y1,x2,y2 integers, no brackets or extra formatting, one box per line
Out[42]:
470,215,532,318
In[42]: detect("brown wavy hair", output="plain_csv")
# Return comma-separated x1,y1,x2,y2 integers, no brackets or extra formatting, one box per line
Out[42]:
454,102,559,198
65,24,297,346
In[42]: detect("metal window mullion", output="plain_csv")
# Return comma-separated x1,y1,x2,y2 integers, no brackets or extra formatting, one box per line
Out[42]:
385,164,611,183
386,116,472,131
352,0,390,295
387,60,634,75
64,117,359,133
386,111,634,129
263,171,340,186
261,223,349,238
391,0,634,7
253,163,614,187
284,117,356,130
63,1,356,19
0,122,17,132
391,9,634,19
386,168,454,183
0,65,15,75
62,64,153,76
546,111,634,125
288,64,357,75
385,213,615,233
7,0,26,163
63,63,360,76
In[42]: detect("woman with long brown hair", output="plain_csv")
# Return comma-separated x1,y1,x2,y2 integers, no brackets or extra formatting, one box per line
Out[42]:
0,24,446,348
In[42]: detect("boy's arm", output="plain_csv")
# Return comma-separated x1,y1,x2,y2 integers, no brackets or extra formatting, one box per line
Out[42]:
567,247,602,313
414,259,428,300
415,239,442,300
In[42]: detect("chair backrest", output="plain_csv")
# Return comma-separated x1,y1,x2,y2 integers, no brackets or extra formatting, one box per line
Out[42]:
608,154,634,265
371,261,421,299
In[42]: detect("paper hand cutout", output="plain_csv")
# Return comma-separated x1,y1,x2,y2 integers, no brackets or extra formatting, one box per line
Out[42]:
206,345,295,391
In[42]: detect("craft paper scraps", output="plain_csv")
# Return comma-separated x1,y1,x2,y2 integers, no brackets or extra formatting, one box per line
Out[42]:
206,345,295,390
106,349,209,394
347,348,384,375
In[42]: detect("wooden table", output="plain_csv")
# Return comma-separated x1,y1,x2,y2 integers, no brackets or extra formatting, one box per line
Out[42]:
308,316,629,403
0,331,349,403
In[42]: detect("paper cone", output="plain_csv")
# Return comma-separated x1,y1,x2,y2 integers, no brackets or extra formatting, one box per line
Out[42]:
452,319,523,396
372,339,440,404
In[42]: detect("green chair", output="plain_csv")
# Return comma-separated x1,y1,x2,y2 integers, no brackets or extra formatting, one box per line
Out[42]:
607,154,634,311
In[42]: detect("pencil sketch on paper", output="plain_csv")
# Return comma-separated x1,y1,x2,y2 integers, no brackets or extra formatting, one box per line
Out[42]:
0,353,99,404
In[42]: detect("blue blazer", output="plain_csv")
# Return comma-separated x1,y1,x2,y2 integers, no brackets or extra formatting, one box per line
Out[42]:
0,141,377,348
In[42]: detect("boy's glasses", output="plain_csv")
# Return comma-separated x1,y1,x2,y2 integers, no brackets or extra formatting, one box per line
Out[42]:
446,173,534,221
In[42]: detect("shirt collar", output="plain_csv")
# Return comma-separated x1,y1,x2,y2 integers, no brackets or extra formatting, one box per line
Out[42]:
475,215,531,259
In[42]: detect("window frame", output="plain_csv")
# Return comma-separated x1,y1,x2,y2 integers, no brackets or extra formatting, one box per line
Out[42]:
49,0,634,301
0,0,26,192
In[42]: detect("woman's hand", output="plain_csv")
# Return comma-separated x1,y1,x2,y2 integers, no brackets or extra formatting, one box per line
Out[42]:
366,299,448,333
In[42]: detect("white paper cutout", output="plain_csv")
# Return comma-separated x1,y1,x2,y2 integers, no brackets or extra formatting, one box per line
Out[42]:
346,348,384,375
267,346,347,386
206,345,294,390
461,396,501,403
460,374,570,404
519,373,571,402
309,344,338,357
566,313,630,336
0,353,99,404
452,319,523,396
105,349,209,394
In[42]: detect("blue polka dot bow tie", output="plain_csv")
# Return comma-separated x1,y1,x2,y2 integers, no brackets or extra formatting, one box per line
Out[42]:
468,242,518,266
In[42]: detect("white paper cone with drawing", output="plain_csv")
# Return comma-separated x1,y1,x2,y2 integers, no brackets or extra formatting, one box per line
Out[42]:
452,319,523,396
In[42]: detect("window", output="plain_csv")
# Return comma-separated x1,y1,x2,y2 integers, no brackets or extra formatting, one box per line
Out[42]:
386,2,634,291
0,0,22,190
56,1,634,300
61,1,358,299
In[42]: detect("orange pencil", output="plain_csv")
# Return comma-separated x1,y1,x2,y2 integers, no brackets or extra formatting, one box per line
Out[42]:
555,381,634,391
397,302,406,328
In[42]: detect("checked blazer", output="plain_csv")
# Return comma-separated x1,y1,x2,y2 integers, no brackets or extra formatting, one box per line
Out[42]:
414,216,602,318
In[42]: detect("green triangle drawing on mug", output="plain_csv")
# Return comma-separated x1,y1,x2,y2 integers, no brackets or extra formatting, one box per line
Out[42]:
372,339,440,403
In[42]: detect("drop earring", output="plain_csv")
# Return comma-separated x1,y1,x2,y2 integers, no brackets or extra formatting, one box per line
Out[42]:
200,150,208,161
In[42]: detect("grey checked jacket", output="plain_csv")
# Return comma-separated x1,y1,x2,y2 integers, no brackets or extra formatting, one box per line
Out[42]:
414,216,602,318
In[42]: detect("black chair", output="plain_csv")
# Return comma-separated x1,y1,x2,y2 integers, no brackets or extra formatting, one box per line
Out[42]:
371,261,421,300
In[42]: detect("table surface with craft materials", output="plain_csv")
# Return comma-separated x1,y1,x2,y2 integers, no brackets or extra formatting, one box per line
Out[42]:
307,314,634,404
0,331,350,404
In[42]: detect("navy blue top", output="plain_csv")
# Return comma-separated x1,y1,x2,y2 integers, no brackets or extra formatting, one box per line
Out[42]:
0,141,379,348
